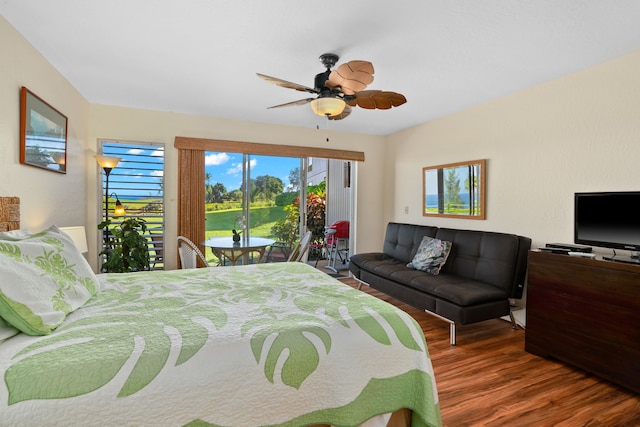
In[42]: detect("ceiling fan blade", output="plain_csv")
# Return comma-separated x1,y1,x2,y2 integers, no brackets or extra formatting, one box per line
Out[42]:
266,98,315,109
350,90,407,110
328,105,352,121
257,73,317,94
326,60,375,95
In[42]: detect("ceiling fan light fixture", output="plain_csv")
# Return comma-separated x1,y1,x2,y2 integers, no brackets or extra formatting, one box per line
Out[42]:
310,96,345,117
258,55,405,121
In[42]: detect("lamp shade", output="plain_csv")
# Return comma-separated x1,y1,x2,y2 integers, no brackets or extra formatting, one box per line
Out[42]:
59,226,88,253
95,155,121,169
113,200,126,217
113,203,127,216
310,97,346,117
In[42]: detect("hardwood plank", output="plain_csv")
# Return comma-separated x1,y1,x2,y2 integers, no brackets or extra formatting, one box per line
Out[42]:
339,278,640,427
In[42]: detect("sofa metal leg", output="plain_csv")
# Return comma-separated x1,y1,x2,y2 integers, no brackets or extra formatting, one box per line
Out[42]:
353,278,461,344
422,309,457,345
449,323,456,346
353,277,367,291
509,311,519,330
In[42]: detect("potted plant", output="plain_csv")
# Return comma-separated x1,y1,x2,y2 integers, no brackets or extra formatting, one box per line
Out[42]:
98,217,150,273
232,214,245,242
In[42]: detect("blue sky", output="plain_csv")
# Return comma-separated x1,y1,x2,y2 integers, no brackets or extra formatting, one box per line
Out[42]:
205,152,300,192
102,143,165,199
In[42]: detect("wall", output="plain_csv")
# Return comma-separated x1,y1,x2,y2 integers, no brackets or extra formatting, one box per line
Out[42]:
6,12,638,272
386,50,640,256
0,17,90,236
0,16,385,272
88,105,385,270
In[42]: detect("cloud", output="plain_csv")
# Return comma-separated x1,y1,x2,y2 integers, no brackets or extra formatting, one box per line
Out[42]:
128,148,143,155
226,159,257,175
205,152,231,166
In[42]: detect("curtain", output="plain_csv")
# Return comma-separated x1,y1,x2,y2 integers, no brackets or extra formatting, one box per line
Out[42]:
177,149,206,267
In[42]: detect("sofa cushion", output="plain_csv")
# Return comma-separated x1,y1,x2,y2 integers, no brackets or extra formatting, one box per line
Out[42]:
407,236,452,275
435,228,520,294
382,223,438,263
351,254,432,287
407,273,508,306
351,253,505,307
350,253,410,278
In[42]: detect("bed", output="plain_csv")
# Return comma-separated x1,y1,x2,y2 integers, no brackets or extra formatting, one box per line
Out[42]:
0,224,442,426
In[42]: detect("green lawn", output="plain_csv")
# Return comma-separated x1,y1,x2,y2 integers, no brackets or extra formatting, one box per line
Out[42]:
106,205,290,266
203,206,289,265
205,206,288,239
112,206,288,239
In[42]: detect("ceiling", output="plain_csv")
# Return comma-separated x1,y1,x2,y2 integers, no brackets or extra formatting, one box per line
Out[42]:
2,1,640,136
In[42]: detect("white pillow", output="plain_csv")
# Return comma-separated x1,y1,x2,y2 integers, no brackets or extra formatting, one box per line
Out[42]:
0,225,100,335
0,316,19,343
407,236,453,275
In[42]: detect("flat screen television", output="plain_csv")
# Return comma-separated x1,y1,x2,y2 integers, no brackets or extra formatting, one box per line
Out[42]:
575,191,640,263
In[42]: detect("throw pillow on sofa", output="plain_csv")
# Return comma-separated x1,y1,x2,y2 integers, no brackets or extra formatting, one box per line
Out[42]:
407,236,452,275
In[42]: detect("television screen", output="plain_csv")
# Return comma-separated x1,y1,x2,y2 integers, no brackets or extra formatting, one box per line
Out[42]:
574,191,640,253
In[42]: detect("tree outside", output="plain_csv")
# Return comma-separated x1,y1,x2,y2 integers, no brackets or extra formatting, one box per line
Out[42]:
203,168,326,264
444,168,463,212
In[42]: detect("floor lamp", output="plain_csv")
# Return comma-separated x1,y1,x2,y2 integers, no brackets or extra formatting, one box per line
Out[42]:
95,155,121,266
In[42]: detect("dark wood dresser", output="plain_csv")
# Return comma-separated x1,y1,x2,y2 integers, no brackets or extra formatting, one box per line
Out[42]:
526,251,640,393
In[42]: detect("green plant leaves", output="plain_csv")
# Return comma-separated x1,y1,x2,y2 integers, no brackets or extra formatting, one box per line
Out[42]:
98,217,150,273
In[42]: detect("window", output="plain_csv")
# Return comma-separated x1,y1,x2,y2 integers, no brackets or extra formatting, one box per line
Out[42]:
98,140,165,269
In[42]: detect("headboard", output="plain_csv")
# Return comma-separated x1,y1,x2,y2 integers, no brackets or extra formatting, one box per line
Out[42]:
0,197,20,232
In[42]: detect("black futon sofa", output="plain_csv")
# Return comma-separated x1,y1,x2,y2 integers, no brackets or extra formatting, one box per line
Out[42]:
349,222,531,344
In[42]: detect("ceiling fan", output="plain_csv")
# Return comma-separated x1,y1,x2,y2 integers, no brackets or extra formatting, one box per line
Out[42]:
257,53,407,120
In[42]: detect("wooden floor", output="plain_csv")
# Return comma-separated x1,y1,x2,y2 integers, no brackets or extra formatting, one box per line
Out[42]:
338,277,640,427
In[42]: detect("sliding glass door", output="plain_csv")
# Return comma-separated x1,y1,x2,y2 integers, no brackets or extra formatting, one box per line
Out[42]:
204,152,303,263
201,149,353,266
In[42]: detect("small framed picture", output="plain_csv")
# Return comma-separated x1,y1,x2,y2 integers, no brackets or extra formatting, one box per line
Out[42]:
20,87,68,173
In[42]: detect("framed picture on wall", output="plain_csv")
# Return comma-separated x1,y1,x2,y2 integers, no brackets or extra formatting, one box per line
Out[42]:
19,86,68,173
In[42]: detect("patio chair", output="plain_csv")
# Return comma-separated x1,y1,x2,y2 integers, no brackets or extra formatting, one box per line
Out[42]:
177,236,210,269
288,231,312,263
265,237,294,262
149,234,164,269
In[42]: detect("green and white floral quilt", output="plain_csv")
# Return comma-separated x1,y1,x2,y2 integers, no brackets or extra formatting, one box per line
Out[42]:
0,262,441,426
